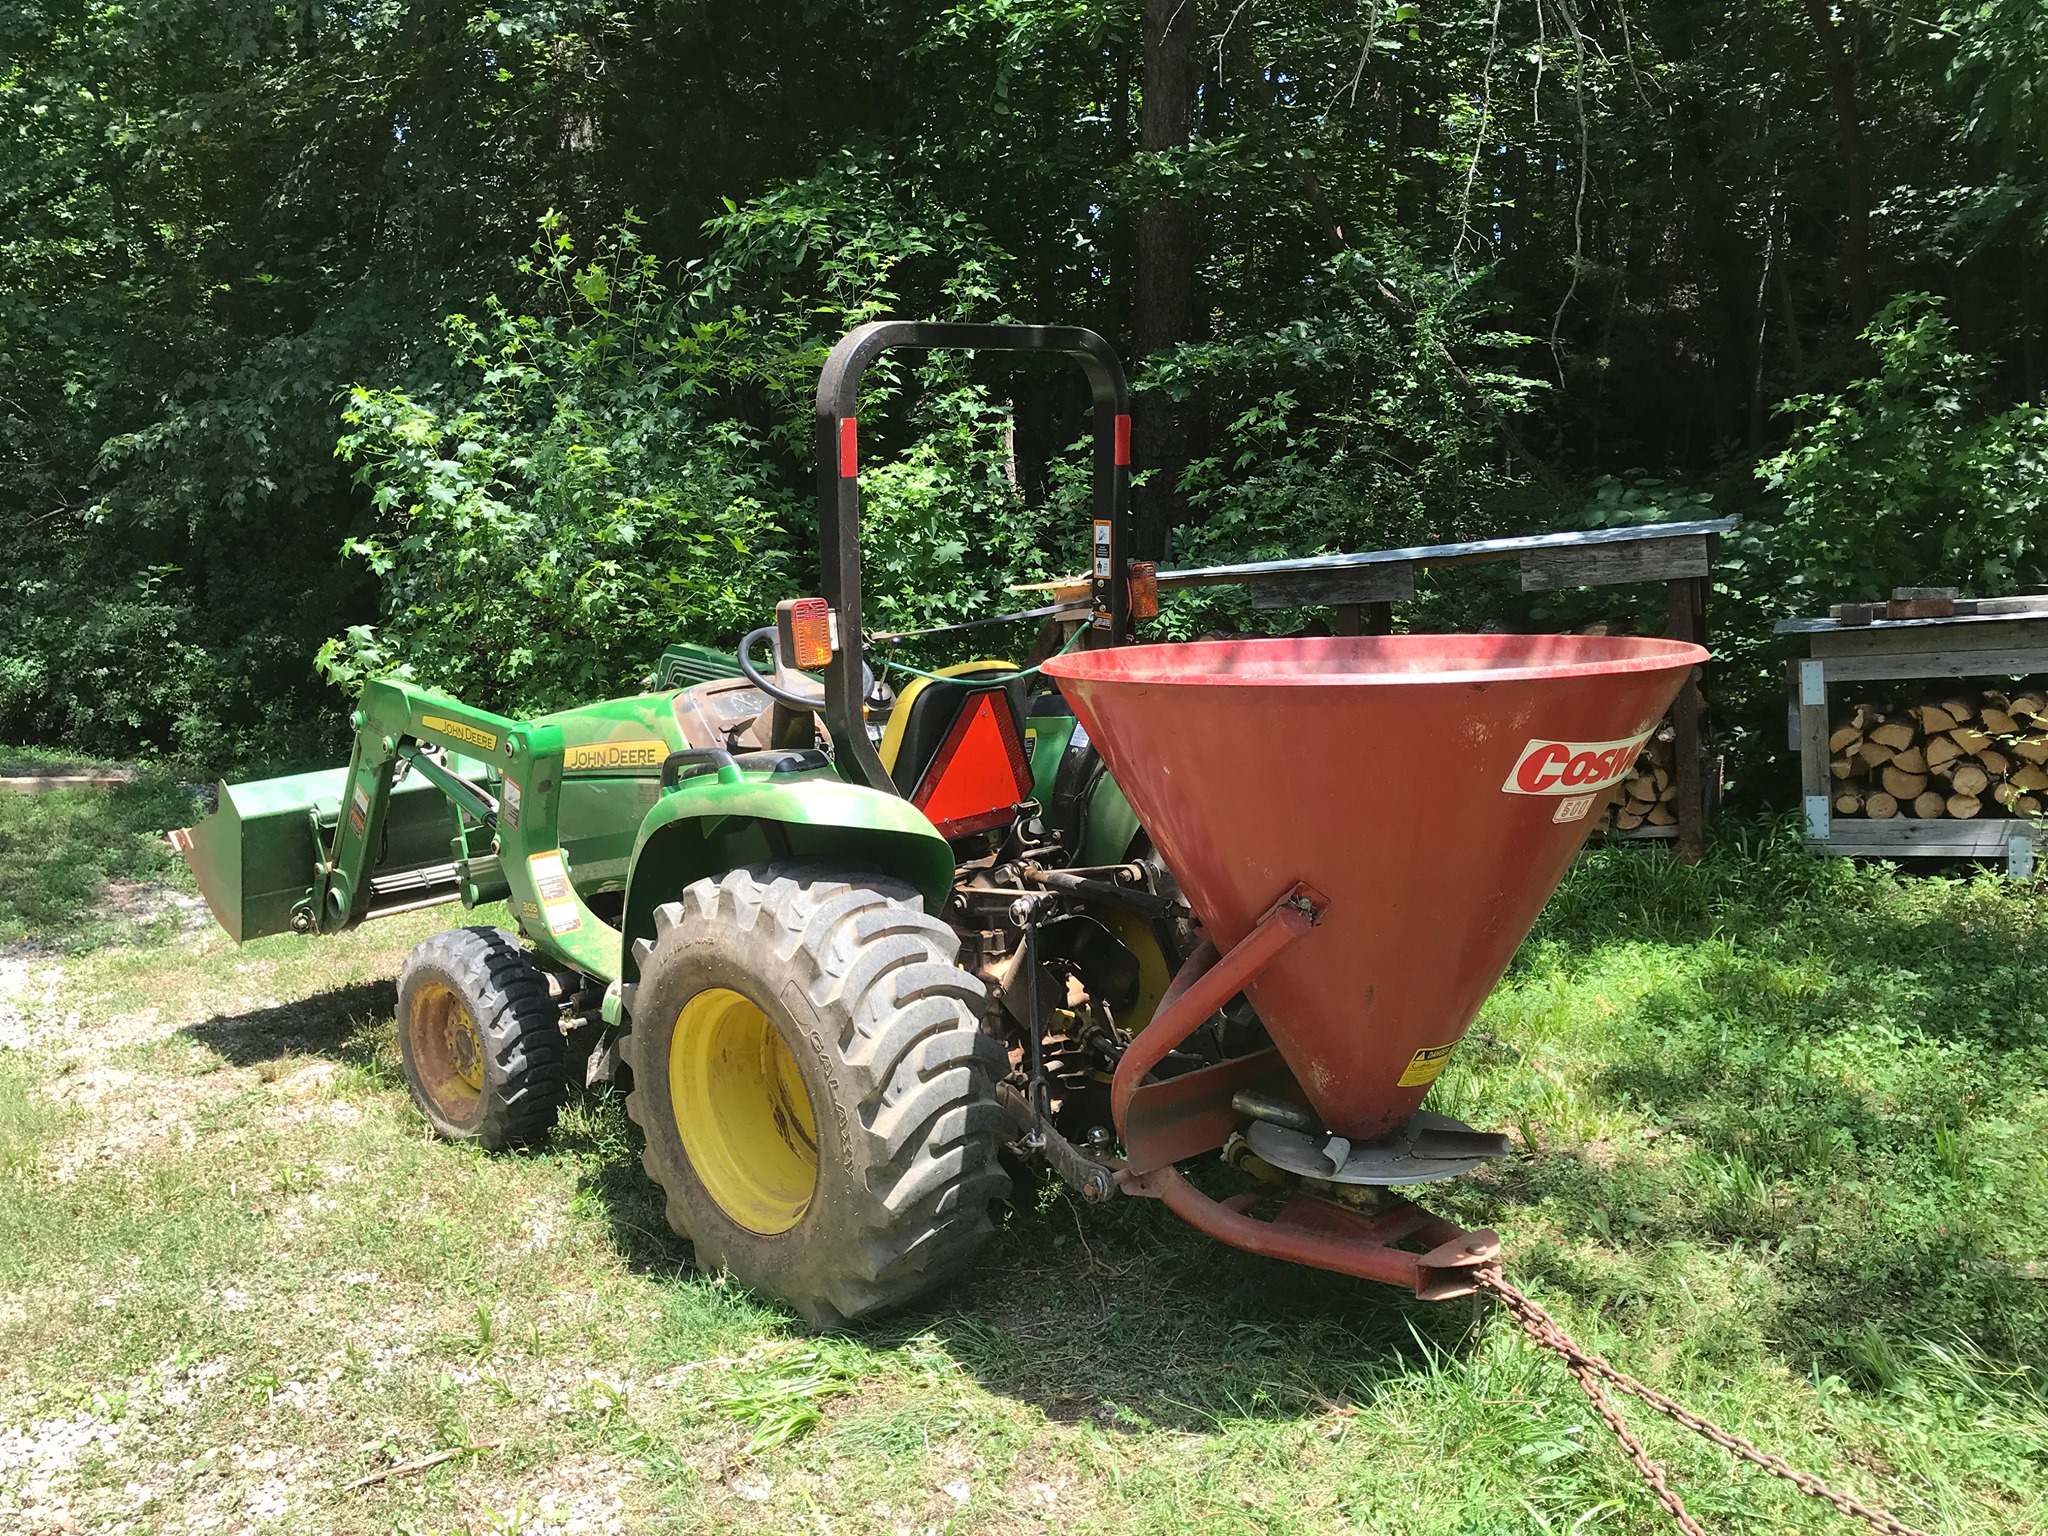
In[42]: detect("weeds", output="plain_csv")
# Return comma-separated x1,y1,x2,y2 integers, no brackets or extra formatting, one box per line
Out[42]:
715,1343,863,1454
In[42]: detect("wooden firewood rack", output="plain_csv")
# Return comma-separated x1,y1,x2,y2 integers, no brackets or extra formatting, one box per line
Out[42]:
1153,517,1733,862
1778,602,2048,875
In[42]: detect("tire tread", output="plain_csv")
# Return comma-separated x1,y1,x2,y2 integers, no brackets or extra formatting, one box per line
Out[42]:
398,926,567,1149
620,862,1006,1322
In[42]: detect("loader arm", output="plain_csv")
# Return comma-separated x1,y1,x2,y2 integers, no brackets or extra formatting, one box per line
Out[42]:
319,679,621,979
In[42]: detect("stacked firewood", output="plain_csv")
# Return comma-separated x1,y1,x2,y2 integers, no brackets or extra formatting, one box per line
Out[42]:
1606,724,1681,832
1829,687,2048,819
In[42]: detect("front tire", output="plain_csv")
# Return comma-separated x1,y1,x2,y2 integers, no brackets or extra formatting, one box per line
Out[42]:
621,863,1010,1325
396,927,568,1149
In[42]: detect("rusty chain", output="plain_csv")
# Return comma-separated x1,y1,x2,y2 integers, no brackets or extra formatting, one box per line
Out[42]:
1476,1268,1934,1536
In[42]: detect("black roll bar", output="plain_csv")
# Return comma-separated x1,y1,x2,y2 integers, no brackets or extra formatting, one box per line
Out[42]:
813,321,1132,791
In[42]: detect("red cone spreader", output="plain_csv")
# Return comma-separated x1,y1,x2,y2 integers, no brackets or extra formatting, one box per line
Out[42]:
1043,634,1705,1299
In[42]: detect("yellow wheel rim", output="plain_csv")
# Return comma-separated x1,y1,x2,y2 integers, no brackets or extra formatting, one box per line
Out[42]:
410,982,485,1122
1097,905,1174,1032
669,988,819,1235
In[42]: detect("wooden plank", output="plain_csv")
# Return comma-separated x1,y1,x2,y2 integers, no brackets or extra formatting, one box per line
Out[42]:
1820,820,2046,857
1802,684,1835,806
1958,595,2048,618
1522,536,1709,592
1245,562,1415,609
1813,649,2048,685
1797,658,1830,839
1808,618,2048,658
1780,606,2048,634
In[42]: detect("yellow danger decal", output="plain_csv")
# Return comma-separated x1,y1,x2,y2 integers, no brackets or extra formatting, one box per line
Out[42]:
526,851,583,935
422,714,498,753
1398,1043,1457,1088
563,737,667,773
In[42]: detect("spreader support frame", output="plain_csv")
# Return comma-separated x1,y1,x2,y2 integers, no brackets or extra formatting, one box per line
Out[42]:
1112,882,1500,1301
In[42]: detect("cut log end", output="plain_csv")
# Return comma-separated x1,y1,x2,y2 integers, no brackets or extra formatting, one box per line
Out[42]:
1882,766,1931,801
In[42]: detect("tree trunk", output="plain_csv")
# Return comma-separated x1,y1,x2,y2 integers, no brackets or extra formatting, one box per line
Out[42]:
1800,0,1875,329
1132,0,1202,562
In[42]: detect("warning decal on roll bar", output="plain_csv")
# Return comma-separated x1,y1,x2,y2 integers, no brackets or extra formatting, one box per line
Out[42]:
1501,734,1651,796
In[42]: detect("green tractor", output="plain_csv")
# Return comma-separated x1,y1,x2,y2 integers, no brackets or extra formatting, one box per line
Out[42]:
177,323,1179,1324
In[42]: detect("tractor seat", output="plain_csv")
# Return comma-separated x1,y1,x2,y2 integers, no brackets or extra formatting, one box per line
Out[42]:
878,662,1034,837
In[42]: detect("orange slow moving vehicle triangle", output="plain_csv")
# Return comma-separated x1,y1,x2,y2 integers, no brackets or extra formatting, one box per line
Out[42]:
910,690,1034,839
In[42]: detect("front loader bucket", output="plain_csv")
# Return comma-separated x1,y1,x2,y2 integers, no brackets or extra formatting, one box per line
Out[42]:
173,766,476,942
1044,634,1704,1139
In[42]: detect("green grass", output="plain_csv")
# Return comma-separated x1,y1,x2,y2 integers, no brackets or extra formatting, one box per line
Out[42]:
0,802,2044,1533
0,743,130,775
0,767,200,949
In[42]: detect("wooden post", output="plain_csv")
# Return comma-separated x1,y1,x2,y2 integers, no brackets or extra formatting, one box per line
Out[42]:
1365,601,1394,635
1667,576,1707,863
1794,657,1830,841
1333,604,1361,636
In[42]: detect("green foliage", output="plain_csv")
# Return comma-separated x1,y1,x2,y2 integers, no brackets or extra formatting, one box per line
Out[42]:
714,1342,862,1453
331,219,795,712
0,0,617,766
1146,256,1543,637
5,0,2048,790
1925,0,2048,245
1756,295,2048,604
853,385,1059,642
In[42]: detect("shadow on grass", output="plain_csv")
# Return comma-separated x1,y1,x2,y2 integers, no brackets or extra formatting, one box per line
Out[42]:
170,974,706,1289
549,1084,1486,1429
897,1190,1487,1432
178,980,400,1072
552,1085,698,1277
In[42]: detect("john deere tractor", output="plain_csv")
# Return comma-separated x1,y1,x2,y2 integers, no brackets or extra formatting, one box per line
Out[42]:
177,324,1180,1323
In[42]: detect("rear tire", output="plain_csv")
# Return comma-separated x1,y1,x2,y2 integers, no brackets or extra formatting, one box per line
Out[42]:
621,863,1009,1325
396,927,567,1149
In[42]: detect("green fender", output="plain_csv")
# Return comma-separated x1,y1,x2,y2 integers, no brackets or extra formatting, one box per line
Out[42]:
1080,770,1143,867
619,767,955,984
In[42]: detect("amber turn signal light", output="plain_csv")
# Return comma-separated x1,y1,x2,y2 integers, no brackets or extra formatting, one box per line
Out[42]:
1128,561,1160,621
776,598,837,672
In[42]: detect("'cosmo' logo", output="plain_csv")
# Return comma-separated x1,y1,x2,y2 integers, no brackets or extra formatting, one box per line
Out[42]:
1502,734,1650,796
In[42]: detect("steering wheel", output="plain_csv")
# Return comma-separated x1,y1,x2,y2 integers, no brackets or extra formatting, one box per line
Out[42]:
737,626,876,712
